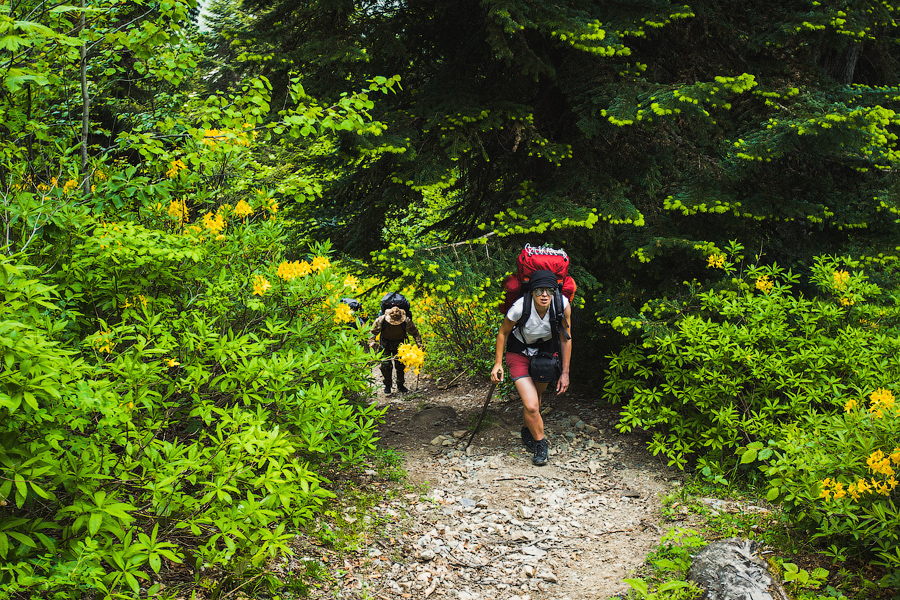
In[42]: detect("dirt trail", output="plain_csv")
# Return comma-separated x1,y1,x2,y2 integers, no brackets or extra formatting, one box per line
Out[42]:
345,376,684,600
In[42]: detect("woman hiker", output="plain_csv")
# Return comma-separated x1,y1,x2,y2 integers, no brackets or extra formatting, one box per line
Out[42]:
369,306,424,395
490,269,572,465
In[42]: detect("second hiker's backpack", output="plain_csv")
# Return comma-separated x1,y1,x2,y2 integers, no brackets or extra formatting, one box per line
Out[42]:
380,291,413,322
498,244,577,315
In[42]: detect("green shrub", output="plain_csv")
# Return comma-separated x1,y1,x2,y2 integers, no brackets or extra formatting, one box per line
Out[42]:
762,390,900,586
605,243,900,472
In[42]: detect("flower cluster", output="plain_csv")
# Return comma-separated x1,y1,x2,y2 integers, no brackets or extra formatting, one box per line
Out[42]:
311,256,331,273
344,275,360,291
277,260,313,280
755,275,774,294
397,342,426,375
869,387,896,418
252,275,271,296
121,295,147,309
202,210,226,235
168,199,188,225
93,329,114,354
707,254,725,269
166,159,186,179
833,270,850,290
234,200,253,218
334,303,355,324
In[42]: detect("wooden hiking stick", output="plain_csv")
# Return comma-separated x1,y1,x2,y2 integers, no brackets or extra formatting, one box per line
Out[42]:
465,383,497,450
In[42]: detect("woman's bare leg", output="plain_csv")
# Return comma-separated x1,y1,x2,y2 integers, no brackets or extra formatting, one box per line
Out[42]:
516,378,549,441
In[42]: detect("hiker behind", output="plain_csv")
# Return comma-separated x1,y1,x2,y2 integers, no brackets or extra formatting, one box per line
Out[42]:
369,305,423,395
490,270,572,466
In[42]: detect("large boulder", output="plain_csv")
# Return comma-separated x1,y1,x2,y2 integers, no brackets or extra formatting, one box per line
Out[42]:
687,538,789,600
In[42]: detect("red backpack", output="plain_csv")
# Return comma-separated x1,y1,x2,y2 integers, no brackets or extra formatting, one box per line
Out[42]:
498,244,577,314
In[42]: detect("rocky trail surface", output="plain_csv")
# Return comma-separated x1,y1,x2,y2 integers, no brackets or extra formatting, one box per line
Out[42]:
310,377,686,600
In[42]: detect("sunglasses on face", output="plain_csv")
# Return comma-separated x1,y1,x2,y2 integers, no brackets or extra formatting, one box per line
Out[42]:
532,287,554,296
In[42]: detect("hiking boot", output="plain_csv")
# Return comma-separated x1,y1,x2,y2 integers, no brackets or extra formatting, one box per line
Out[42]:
383,385,392,395
532,439,549,466
521,426,536,452
398,385,409,394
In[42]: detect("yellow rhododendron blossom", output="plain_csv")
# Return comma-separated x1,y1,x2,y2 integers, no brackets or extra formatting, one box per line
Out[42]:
870,388,895,412
252,275,271,296
833,270,850,290
166,159,186,179
707,254,725,268
168,199,188,223
63,179,79,194
397,342,425,375
344,275,360,291
164,358,180,367
839,297,854,307
276,260,312,280
311,256,331,273
844,398,858,412
818,478,832,499
202,210,226,235
334,303,354,323
234,199,253,217
93,329,114,354
755,275,774,294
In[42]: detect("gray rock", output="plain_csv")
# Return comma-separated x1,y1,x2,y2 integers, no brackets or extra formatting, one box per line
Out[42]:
537,570,558,583
517,505,534,519
688,538,787,600
418,548,436,561
584,424,599,434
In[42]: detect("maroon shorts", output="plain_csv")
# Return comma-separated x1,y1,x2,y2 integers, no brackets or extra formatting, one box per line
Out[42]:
505,352,531,381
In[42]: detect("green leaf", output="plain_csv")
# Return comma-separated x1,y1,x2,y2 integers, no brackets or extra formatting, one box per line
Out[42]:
624,578,649,595
766,487,780,502
740,448,757,464
88,512,103,536
0,532,8,558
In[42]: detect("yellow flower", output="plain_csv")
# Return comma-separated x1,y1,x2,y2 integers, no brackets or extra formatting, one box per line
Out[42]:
63,179,79,194
168,199,188,224
202,128,221,146
93,328,114,354
818,478,832,499
344,275,360,291
870,388,895,411
252,275,271,296
867,450,895,476
833,270,850,290
164,358,180,367
267,198,279,213
890,448,900,466
202,210,226,235
844,398,858,412
166,159,186,179
707,254,726,269
839,297,854,307
755,275,774,294
234,199,253,217
831,481,846,499
334,303,354,323
311,256,331,273
397,342,426,375
276,260,312,280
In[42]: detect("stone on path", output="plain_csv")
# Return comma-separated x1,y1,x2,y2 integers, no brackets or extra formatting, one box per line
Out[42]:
688,538,788,600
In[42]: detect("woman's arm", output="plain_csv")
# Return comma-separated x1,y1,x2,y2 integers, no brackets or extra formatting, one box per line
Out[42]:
556,303,572,394
490,317,516,383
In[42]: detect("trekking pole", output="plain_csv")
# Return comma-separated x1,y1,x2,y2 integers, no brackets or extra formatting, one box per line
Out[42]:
465,383,497,450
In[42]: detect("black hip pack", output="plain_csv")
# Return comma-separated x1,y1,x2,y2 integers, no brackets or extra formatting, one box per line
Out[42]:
507,334,561,384
529,351,562,384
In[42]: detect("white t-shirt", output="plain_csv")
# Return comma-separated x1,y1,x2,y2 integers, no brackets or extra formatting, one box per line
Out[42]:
506,295,569,354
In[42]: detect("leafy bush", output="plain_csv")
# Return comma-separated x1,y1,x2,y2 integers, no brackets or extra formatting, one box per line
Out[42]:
0,217,383,597
605,243,900,471
416,292,499,376
762,389,900,586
